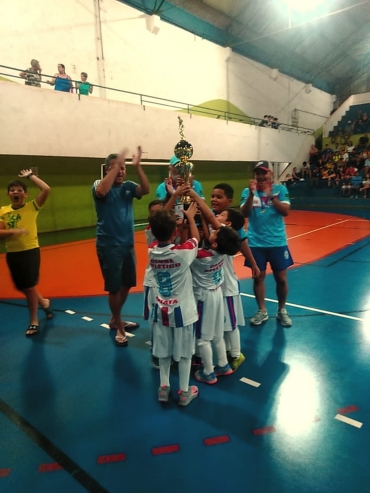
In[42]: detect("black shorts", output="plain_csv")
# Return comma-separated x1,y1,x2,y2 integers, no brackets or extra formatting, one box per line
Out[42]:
6,248,40,290
97,245,137,293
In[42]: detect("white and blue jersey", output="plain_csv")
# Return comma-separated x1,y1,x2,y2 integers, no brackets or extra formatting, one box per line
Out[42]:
191,249,225,341
149,238,198,328
240,183,290,247
92,179,139,247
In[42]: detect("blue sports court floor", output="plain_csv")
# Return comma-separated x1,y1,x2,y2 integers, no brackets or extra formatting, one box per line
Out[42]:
1,211,370,493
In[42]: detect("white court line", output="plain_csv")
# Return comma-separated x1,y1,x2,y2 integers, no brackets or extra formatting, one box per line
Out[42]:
240,293,364,321
240,377,261,387
65,310,75,315
335,414,363,428
234,219,355,257
145,341,152,346
82,316,93,321
100,323,134,336
287,219,349,240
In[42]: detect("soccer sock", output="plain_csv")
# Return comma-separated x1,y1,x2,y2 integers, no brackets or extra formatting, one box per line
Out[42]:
213,336,228,368
159,357,172,387
224,332,231,352
228,328,241,358
198,339,214,375
178,357,191,392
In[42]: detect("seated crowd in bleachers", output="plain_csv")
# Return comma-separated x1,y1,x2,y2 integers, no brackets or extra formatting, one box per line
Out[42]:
285,134,370,198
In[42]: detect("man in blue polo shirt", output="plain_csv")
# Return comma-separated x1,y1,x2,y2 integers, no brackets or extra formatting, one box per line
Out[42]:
155,155,204,202
92,147,150,346
240,160,294,327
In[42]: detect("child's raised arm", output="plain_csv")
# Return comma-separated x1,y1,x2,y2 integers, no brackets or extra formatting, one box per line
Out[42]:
183,202,200,243
187,189,221,230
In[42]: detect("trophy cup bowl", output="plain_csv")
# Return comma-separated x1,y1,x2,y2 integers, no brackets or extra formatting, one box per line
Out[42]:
174,140,194,205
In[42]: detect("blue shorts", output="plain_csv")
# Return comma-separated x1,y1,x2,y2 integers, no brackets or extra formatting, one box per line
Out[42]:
244,246,294,272
97,245,136,293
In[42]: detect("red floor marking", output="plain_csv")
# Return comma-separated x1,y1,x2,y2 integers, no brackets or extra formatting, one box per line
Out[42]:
152,444,180,456
38,462,63,473
253,425,277,436
204,435,231,446
97,453,126,464
337,405,359,415
0,468,11,477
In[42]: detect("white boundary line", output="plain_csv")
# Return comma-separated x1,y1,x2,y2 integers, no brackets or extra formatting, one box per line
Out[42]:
335,414,363,428
240,293,364,321
287,219,349,240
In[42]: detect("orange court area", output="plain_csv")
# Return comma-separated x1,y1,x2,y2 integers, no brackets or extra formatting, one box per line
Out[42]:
1,211,370,300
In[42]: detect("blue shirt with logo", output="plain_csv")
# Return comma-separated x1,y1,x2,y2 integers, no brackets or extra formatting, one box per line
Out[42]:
240,183,290,247
92,180,139,247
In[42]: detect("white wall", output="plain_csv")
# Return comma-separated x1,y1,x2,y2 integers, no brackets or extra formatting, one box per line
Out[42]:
0,0,333,133
0,81,313,163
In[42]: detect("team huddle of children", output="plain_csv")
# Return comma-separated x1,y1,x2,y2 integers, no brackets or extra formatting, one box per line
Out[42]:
143,176,259,407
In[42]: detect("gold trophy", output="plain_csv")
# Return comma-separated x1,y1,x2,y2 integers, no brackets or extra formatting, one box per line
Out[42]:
173,116,193,205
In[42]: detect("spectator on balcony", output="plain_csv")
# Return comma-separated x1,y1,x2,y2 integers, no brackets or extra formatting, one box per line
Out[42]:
77,72,93,96
344,121,353,137
19,59,42,88
271,117,280,129
358,133,369,149
345,162,357,177
309,144,319,174
284,174,294,187
361,113,369,132
46,64,73,92
326,163,338,187
291,167,302,182
350,171,362,197
340,147,349,162
360,171,370,197
347,140,355,153
301,161,310,179
321,144,332,159
259,115,269,127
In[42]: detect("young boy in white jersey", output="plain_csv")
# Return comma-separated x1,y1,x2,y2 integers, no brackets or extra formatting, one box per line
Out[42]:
189,185,259,372
183,191,242,384
148,203,199,406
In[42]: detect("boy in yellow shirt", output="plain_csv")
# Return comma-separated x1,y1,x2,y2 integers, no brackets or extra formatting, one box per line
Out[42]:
0,169,52,336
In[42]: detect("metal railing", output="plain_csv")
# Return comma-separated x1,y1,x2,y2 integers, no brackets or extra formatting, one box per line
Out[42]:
0,63,314,135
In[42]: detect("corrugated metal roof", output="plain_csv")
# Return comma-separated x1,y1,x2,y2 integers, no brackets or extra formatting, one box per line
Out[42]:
119,0,370,94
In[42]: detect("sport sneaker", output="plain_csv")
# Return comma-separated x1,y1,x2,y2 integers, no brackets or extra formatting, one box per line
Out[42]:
158,385,170,402
214,363,233,376
178,386,199,406
230,353,246,372
276,308,292,327
195,370,218,385
250,309,269,326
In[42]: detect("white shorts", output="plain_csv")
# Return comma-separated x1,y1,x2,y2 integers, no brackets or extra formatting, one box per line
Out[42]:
224,295,245,331
195,286,224,341
152,321,195,361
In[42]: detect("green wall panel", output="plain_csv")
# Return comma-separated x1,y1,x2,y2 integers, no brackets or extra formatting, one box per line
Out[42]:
0,155,253,234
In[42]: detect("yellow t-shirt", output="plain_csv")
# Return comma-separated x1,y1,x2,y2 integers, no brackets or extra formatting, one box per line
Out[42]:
0,200,40,252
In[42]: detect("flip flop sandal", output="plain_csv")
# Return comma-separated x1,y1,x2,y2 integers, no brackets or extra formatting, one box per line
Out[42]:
26,325,39,337
43,302,53,320
123,321,140,330
115,335,128,346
